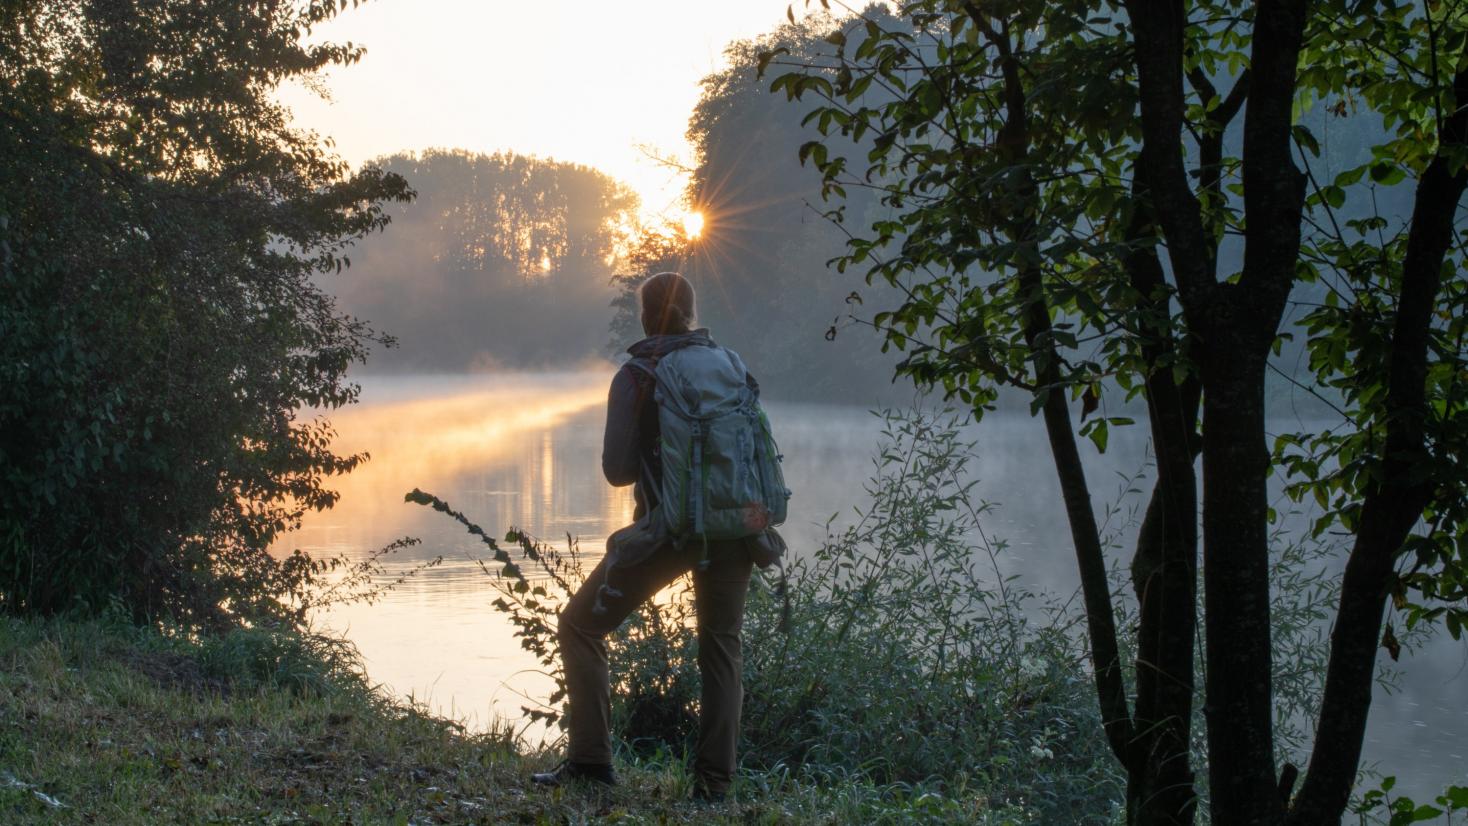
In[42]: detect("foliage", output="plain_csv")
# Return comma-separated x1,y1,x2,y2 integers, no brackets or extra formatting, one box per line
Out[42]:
764,1,1468,823
737,409,1122,820
765,1,1141,417
764,4,1201,820
410,409,1126,822
1277,5,1468,639
1352,778,1468,826
0,0,411,628
402,487,582,730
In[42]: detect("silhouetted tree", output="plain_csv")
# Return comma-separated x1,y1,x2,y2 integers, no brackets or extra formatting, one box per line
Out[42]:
0,0,410,628
607,220,694,351
616,16,903,401
772,1,1468,823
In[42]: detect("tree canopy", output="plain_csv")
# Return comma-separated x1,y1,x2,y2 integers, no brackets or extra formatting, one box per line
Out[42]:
0,0,410,628
769,0,1468,823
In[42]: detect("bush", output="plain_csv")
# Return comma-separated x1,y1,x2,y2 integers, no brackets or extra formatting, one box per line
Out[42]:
0,1,412,628
194,626,367,698
411,409,1125,820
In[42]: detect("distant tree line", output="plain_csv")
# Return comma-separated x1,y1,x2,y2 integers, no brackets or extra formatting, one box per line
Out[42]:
0,0,409,628
330,150,636,371
319,27,908,400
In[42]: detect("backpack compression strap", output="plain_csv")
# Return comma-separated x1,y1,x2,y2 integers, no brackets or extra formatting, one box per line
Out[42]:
689,419,711,570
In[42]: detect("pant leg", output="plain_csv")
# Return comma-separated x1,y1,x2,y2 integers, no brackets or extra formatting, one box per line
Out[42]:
558,547,689,765
691,539,754,793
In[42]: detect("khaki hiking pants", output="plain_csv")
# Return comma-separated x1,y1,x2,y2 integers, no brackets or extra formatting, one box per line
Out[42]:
558,538,753,794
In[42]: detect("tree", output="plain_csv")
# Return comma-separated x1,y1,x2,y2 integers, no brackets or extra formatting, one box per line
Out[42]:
769,1,1468,823
330,150,638,370
605,20,903,400
0,0,411,628
607,219,700,350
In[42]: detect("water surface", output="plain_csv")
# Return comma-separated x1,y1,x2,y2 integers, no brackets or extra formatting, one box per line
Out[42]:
279,371,1465,803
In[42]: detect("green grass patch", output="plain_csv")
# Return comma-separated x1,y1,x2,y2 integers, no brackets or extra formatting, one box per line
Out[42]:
0,616,1014,824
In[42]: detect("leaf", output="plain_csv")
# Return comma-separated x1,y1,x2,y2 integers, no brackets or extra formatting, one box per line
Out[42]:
1293,124,1321,156
1370,162,1406,185
1334,165,1367,187
1440,786,1468,809
1392,804,1444,824
1029,387,1050,417
755,47,789,77
1081,385,1099,420
798,140,828,168
1381,623,1401,661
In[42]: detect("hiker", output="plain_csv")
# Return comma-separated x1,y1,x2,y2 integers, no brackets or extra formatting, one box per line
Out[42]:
531,271,786,803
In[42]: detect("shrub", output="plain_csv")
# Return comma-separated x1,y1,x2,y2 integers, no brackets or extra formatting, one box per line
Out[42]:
410,409,1125,820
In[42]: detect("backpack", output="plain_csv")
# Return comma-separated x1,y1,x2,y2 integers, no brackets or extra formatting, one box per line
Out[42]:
630,341,790,565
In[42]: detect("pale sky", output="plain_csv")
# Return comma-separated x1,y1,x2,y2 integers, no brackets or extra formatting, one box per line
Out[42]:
277,0,820,223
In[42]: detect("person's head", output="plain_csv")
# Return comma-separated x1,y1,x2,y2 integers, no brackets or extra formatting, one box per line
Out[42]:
639,271,697,336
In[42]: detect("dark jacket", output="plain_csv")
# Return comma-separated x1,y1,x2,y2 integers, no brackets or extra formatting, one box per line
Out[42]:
602,330,759,519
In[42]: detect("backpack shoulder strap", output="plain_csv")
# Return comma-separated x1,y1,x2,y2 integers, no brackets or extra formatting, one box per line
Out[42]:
625,355,658,383
622,356,665,509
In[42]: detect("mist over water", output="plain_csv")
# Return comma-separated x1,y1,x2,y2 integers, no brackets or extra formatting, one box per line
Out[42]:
281,371,1465,801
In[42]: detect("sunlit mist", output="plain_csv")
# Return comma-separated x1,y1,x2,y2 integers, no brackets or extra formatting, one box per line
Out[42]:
274,374,635,558
274,1,823,221
682,210,706,239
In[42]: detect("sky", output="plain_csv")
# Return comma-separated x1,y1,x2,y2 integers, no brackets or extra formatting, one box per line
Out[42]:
277,0,821,223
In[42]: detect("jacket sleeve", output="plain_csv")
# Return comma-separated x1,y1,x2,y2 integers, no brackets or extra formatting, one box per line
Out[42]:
601,366,644,487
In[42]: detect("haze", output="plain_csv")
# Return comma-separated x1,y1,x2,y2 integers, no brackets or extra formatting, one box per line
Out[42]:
277,0,822,220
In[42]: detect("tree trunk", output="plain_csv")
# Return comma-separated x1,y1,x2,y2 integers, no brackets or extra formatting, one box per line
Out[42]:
1127,467,1199,825
1199,337,1282,825
968,6,1139,769
1124,202,1202,826
1129,0,1308,819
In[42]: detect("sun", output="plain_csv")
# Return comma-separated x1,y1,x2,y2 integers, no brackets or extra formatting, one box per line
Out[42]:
681,210,705,239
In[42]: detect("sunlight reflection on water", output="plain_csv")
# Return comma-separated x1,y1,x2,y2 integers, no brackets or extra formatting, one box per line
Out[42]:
274,372,632,734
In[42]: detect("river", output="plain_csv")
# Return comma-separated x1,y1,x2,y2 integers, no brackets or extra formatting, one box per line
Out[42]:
278,370,1465,806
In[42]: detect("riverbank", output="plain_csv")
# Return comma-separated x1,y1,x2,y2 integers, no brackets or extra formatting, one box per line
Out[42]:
0,617,989,824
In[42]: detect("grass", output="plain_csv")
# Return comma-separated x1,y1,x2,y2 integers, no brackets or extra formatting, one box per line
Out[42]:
0,616,1004,825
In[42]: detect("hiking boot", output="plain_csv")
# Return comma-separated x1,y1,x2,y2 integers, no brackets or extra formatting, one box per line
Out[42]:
529,760,617,788
692,785,727,804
